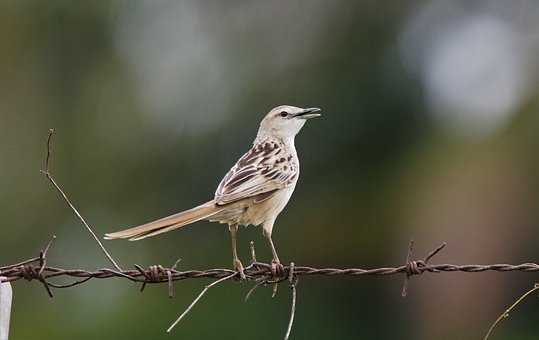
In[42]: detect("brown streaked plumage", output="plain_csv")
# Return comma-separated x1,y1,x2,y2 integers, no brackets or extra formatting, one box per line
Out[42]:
105,105,321,278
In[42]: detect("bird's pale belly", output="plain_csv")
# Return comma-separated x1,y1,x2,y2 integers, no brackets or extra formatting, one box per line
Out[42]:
238,185,296,227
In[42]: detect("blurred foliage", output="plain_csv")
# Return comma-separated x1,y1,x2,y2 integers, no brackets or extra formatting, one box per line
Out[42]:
1,1,539,339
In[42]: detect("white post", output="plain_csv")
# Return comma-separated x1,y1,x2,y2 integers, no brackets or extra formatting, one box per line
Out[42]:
0,277,12,340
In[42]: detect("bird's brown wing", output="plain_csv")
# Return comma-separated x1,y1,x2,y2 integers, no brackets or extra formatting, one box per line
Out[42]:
214,141,297,205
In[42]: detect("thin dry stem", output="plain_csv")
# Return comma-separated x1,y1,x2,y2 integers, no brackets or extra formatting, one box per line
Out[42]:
244,279,267,302
167,273,238,333
284,283,297,340
171,258,182,271
40,129,122,272
284,262,297,340
272,282,279,298
483,283,539,340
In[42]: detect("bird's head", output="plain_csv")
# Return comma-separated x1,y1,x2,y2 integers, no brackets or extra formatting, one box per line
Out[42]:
257,105,321,140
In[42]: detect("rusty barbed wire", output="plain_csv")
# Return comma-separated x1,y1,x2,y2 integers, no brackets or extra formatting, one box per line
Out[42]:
2,238,539,292
2,238,539,339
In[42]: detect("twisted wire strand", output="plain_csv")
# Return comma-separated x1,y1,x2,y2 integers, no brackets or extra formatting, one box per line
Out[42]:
3,258,539,287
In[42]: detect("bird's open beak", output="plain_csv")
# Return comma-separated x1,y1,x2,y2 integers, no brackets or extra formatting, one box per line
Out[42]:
294,107,322,119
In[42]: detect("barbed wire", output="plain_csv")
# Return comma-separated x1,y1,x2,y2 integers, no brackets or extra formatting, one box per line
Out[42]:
1,237,539,338
3,237,539,290
1,129,537,340
4,241,539,289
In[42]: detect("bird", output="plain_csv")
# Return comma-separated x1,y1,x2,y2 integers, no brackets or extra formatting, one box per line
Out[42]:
104,105,321,279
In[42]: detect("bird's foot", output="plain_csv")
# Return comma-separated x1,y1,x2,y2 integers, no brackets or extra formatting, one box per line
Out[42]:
233,259,246,280
271,259,285,279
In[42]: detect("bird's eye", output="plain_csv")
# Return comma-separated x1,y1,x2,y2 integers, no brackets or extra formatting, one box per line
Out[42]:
279,111,288,117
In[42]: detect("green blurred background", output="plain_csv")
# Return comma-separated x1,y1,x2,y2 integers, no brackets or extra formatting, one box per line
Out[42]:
2,1,539,339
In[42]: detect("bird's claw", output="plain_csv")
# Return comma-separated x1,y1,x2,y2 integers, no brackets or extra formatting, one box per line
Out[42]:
233,259,246,280
271,259,284,278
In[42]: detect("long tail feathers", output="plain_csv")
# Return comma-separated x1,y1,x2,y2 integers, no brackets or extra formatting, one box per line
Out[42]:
104,200,223,241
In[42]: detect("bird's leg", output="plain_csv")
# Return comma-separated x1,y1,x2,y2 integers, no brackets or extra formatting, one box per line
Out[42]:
263,229,284,277
228,223,246,280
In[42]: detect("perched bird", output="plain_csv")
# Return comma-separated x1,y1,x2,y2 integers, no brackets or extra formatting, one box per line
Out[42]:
105,105,321,278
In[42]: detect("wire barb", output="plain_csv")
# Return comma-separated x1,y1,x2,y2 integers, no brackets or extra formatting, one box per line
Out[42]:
401,240,447,297
167,258,181,298
17,236,57,298
134,264,168,292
